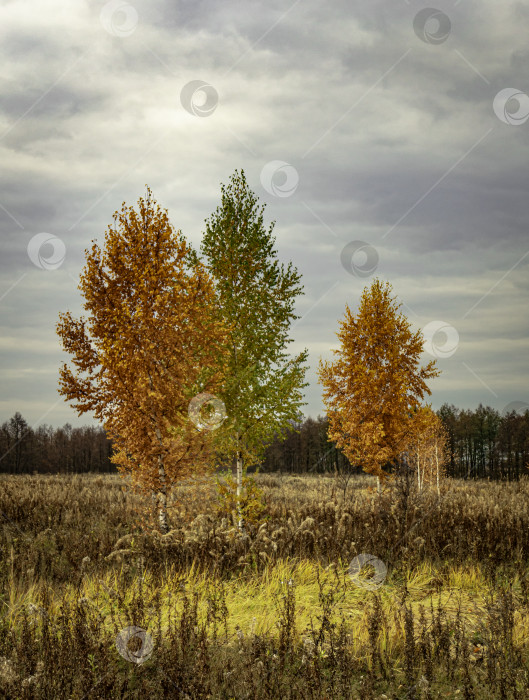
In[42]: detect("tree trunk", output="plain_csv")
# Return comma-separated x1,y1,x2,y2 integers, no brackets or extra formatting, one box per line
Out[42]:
435,442,440,498
154,424,169,534
236,431,244,532
146,367,170,534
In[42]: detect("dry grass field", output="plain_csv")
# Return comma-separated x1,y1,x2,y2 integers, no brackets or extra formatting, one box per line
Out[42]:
1,470,528,698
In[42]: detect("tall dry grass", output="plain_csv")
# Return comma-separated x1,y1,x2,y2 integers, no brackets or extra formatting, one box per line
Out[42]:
0,471,528,697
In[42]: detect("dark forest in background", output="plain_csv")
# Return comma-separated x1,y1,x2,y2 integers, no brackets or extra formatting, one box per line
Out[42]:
1,404,528,480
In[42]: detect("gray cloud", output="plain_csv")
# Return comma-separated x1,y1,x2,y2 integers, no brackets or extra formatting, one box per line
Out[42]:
0,0,528,429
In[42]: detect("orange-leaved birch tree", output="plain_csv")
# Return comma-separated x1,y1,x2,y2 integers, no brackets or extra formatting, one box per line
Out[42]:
317,279,440,493
56,189,231,533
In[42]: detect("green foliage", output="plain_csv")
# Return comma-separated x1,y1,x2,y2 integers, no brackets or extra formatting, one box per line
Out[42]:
197,168,310,477
214,465,268,528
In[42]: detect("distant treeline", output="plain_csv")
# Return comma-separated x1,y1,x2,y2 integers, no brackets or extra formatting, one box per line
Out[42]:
1,403,528,480
0,413,114,475
260,404,529,481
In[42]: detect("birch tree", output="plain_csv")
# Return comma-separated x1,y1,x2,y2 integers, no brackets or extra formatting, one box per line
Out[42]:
196,169,310,531
407,405,449,496
317,279,440,492
56,189,231,533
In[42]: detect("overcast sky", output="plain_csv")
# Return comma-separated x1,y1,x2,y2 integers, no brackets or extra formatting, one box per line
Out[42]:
1,0,528,429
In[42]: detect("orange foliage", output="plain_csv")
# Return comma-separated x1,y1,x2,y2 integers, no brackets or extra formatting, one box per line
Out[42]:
56,189,232,529
317,279,440,484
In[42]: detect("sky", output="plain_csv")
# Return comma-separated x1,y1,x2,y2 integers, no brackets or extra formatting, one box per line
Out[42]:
1,0,528,429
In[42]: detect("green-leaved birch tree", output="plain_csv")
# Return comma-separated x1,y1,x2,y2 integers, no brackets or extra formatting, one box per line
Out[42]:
195,169,310,531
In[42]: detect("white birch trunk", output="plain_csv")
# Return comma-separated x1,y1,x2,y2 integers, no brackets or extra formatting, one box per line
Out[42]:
147,370,170,534
236,431,244,531
435,442,440,498
154,423,169,534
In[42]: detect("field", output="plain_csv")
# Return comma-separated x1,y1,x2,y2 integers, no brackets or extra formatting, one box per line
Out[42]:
1,470,528,698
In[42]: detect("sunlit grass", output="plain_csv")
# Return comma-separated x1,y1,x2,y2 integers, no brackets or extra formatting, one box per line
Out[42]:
8,555,528,669
2,472,529,696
